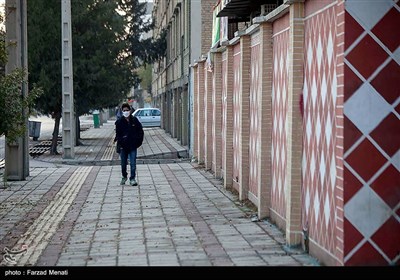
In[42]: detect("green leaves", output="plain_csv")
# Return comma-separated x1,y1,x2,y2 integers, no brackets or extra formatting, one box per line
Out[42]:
0,14,43,143
27,0,61,117
27,0,162,117
0,68,43,143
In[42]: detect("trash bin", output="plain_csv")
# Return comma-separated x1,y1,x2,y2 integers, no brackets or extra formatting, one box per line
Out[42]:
28,120,41,141
93,110,100,128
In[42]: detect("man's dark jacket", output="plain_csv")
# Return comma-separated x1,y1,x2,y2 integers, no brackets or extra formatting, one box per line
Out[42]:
115,115,144,152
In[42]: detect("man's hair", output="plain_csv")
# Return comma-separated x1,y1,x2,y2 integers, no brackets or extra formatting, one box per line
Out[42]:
121,103,131,111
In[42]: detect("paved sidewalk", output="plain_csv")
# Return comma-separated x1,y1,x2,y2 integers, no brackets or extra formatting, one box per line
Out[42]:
0,119,319,267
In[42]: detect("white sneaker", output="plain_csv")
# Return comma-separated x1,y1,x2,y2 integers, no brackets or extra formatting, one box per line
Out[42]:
130,179,138,186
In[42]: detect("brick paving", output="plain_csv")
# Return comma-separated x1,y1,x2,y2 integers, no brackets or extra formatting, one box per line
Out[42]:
0,118,319,267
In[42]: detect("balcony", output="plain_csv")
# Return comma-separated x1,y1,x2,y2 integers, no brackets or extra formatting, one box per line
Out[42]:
217,0,282,22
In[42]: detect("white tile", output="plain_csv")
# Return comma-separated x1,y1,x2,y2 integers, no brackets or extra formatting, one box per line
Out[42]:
327,30,334,68
344,83,392,135
317,36,323,71
311,151,316,183
282,84,287,108
307,38,313,69
313,188,320,225
324,193,331,228
305,188,310,215
345,186,391,238
321,74,327,109
306,115,312,145
346,0,393,30
392,149,400,171
272,172,276,192
312,77,317,110
319,150,326,187
303,80,308,108
325,111,332,149
393,46,400,65
303,152,307,179
278,173,282,197
316,114,322,147
276,84,281,108
330,155,336,191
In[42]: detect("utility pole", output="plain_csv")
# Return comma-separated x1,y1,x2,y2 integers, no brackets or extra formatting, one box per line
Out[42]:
5,0,29,180
61,0,75,159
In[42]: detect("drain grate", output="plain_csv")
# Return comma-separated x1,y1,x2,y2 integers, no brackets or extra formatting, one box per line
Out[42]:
29,139,62,157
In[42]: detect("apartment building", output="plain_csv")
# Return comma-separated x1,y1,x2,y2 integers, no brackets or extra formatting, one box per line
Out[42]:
152,0,216,148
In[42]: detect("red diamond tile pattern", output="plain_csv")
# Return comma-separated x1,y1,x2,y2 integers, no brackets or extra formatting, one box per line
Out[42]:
344,166,363,202
371,60,400,105
346,241,388,266
303,6,338,257
346,139,387,182
344,63,363,102
271,28,289,219
370,113,400,157
232,43,241,192
344,115,362,152
249,37,261,197
344,217,364,256
371,7,400,52
370,164,400,209
344,10,365,50
346,34,388,80
344,2,399,265
371,217,400,260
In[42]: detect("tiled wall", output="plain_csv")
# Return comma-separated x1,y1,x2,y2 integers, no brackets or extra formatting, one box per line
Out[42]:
192,0,398,266
232,43,242,193
270,14,290,224
248,32,262,202
212,52,223,178
343,0,400,266
303,1,341,264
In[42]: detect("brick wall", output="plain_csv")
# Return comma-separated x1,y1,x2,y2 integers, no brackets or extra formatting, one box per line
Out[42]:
201,0,216,55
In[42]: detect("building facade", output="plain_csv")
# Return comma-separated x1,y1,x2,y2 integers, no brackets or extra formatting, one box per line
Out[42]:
152,0,216,148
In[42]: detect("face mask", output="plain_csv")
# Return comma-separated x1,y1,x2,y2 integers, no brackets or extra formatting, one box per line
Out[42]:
122,111,130,118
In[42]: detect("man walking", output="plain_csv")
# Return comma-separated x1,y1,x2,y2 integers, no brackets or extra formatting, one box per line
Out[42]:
115,103,144,186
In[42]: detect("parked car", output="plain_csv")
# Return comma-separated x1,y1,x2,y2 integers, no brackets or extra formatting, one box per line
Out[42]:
132,108,161,127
